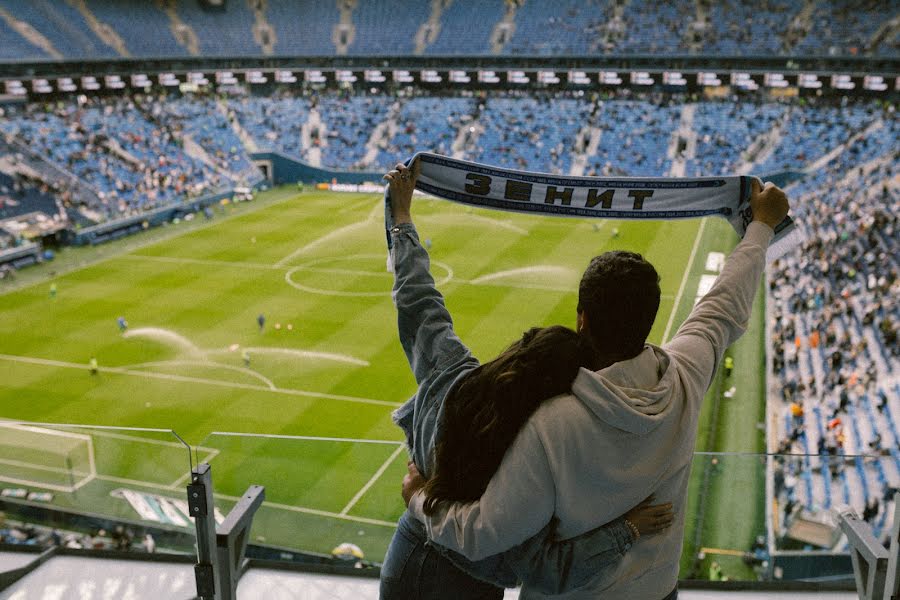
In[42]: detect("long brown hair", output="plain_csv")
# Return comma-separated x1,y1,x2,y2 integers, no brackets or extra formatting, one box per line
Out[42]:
422,325,595,515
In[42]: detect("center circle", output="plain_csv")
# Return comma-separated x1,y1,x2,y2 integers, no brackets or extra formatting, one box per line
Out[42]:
284,254,453,297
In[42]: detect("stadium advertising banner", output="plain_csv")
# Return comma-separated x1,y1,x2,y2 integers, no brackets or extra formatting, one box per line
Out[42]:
2,68,896,98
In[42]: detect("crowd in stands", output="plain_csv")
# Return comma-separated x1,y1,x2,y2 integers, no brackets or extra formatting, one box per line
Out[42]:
159,96,260,180
0,511,156,553
687,101,786,176
587,98,679,177
0,94,257,223
315,95,393,170
375,96,475,166
472,96,592,173
2,89,894,230
768,112,898,548
0,0,896,60
793,0,896,56
226,93,311,160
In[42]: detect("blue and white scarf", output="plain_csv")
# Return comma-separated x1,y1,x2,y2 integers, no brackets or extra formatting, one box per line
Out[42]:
385,152,798,260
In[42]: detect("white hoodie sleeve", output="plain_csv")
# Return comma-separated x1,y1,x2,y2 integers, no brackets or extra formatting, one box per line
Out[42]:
409,420,556,561
664,221,773,390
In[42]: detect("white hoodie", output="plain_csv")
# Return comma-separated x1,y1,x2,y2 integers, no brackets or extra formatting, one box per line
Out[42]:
410,221,774,599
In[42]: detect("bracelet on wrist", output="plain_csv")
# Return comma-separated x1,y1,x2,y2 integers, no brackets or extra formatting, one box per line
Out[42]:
624,518,640,540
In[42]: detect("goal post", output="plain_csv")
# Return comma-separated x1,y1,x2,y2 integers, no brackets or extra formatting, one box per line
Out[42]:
0,422,96,493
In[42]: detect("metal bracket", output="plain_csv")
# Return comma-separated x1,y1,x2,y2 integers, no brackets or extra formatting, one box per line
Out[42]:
188,463,265,600
838,492,899,600
216,484,265,600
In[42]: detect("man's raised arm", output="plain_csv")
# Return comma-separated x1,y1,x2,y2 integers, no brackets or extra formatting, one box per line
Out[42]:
665,179,789,387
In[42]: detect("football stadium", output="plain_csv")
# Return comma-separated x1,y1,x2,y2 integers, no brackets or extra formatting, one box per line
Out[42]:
0,1,897,598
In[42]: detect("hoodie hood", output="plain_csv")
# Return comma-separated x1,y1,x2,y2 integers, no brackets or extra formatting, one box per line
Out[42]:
571,344,676,435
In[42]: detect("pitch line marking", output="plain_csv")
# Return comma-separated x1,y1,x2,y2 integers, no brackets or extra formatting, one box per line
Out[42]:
210,347,370,367
207,432,404,445
169,449,219,489
274,197,384,268
42,426,215,454
284,254,453,297
98,473,186,492
0,187,301,298
118,252,668,297
662,218,707,344
340,444,407,516
127,360,277,390
417,212,530,235
0,353,401,408
0,446,399,527
121,254,279,271
101,476,398,526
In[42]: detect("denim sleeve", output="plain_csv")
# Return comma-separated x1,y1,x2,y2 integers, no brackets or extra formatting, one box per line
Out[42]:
433,517,635,592
499,517,635,594
390,222,472,384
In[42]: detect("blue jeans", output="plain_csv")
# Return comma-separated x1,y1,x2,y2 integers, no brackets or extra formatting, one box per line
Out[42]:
380,512,504,600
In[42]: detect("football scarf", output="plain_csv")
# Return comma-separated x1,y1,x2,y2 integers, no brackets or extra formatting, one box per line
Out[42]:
385,152,798,260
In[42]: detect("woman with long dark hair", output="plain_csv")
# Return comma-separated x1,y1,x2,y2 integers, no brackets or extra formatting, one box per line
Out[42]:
380,160,673,599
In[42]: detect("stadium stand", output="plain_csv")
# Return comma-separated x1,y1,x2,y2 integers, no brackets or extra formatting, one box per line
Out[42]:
315,94,393,170
2,91,896,223
701,0,798,56
0,0,117,59
615,0,694,54
0,12,51,60
471,96,592,174
376,96,476,166
173,0,260,57
0,96,232,222
84,0,185,57
0,171,60,221
1,1,897,59
159,95,260,181
349,0,431,55
686,101,787,176
767,109,899,548
793,0,897,56
425,0,505,55
587,99,680,177
268,0,339,56
226,93,311,160
503,0,612,56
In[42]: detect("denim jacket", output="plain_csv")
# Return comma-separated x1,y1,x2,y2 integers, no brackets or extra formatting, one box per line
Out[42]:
387,218,636,594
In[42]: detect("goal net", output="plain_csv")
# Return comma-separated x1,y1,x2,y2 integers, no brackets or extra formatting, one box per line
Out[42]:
0,422,95,493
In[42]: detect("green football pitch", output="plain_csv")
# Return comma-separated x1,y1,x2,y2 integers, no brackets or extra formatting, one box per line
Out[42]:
0,187,764,569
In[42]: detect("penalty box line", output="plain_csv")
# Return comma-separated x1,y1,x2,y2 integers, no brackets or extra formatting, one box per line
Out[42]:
0,353,401,408
340,443,406,516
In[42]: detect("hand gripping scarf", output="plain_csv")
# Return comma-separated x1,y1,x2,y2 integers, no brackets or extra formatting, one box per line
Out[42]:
385,152,799,262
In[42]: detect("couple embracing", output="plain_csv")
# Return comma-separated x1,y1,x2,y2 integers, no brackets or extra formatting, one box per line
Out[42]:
379,160,788,599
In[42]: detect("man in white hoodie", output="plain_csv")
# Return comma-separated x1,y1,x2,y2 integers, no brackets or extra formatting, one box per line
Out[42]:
403,179,790,599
